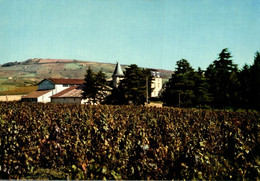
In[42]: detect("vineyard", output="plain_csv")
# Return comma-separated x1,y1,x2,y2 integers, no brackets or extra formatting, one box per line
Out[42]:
0,102,259,179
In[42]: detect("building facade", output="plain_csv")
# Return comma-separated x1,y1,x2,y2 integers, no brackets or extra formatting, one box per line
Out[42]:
22,78,85,103
22,63,163,104
150,71,163,98
111,63,163,98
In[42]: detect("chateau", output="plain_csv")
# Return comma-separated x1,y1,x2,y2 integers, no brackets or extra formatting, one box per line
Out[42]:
22,63,163,103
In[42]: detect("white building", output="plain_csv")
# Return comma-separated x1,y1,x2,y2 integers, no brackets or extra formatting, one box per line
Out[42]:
22,63,163,103
50,85,112,104
22,78,85,103
50,86,88,104
111,63,163,98
21,89,54,103
150,70,163,98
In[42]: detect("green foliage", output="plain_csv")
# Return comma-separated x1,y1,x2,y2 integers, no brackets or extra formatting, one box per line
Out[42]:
205,48,239,109
82,67,107,104
0,102,259,180
108,64,153,105
162,49,260,110
162,59,210,107
238,64,251,109
193,68,212,107
249,51,260,110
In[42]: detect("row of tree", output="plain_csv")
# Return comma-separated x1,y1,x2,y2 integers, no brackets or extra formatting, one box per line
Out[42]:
162,48,260,110
82,48,260,110
82,64,153,105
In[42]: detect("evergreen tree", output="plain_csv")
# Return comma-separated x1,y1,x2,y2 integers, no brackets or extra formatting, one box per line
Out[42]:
238,64,251,109
104,88,123,105
162,59,196,107
249,51,260,110
82,67,107,104
193,68,211,107
95,70,108,101
118,64,153,105
205,48,239,109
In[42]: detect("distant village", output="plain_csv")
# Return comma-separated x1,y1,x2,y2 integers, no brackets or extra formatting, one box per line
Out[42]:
21,63,163,104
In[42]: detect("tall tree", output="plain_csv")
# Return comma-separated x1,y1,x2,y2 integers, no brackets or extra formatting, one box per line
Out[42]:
238,64,251,109
95,70,108,102
117,64,153,105
193,68,211,107
205,48,239,108
249,51,260,110
162,59,196,107
82,67,107,104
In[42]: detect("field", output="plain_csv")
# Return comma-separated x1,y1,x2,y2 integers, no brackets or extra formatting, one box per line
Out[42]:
0,102,259,179
0,59,172,89
0,78,37,95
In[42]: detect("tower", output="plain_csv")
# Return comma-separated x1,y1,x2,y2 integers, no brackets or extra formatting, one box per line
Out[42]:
112,62,124,88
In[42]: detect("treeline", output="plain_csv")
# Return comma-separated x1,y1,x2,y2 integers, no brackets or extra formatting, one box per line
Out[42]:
162,48,260,110
1,59,33,67
82,64,153,105
82,48,259,110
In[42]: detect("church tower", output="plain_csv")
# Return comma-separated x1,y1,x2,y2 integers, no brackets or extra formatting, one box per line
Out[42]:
112,62,124,88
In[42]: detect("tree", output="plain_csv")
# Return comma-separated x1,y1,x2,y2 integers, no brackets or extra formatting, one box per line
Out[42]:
115,64,153,105
162,59,196,107
193,68,211,107
237,64,251,109
205,48,239,109
82,67,107,104
162,59,211,108
95,70,109,102
249,51,260,110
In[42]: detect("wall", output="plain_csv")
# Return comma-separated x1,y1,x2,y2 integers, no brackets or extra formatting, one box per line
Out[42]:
51,97,82,104
0,95,24,101
54,84,71,94
113,77,124,88
151,77,163,97
38,79,55,90
37,90,54,103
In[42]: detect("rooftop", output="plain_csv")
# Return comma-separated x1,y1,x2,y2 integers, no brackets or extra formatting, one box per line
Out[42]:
22,89,53,98
51,86,83,98
112,62,124,77
47,78,85,85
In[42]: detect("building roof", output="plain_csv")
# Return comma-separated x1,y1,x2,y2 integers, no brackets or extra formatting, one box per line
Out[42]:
51,86,83,98
112,62,124,77
22,89,53,98
47,78,85,85
151,71,161,78
51,85,112,98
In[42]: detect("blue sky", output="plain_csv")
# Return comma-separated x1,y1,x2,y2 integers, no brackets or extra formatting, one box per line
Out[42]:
0,0,259,70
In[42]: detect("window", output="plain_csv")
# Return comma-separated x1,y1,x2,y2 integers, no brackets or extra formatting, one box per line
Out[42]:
63,84,69,87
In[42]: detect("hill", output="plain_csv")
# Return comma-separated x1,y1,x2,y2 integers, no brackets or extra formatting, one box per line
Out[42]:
0,58,173,95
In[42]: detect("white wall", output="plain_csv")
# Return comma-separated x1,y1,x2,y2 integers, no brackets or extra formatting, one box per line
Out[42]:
37,91,54,103
113,77,124,88
54,84,70,94
151,77,163,97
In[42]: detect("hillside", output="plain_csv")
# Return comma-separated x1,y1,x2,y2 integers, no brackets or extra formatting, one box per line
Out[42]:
0,58,173,95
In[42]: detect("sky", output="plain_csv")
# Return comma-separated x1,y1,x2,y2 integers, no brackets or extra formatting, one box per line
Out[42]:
0,0,259,70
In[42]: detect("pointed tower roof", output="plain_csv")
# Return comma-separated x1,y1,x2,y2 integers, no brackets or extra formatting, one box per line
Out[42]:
112,62,124,77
